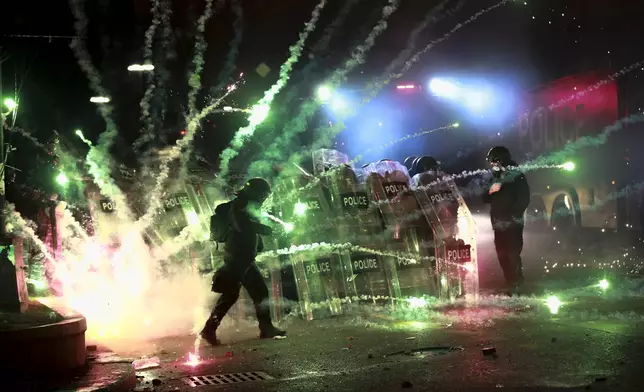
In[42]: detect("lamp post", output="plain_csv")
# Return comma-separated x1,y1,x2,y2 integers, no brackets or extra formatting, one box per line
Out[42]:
0,56,28,312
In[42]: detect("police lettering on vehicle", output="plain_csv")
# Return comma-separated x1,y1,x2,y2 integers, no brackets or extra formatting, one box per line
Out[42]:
383,182,410,199
340,192,369,211
100,199,116,213
446,245,472,263
351,254,381,273
304,258,333,276
164,193,191,210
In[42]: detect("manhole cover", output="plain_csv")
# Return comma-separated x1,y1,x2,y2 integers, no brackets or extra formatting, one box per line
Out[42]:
182,372,274,387
385,346,463,358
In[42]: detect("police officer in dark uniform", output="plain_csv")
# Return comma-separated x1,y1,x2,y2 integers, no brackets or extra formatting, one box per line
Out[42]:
482,147,530,296
200,178,286,345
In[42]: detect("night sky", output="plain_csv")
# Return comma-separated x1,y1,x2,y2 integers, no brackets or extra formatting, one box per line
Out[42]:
2,0,643,194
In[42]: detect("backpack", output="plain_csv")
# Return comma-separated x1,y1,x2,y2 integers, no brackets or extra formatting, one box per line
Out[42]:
210,201,233,245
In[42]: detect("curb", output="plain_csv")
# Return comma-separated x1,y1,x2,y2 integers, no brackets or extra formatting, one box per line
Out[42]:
53,358,137,392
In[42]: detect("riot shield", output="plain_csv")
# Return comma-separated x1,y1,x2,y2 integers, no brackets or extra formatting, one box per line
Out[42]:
274,174,344,320
363,160,439,299
327,163,397,304
412,171,479,302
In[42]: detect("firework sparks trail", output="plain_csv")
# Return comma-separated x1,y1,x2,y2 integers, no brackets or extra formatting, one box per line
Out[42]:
68,0,117,133
137,0,169,148
134,0,174,152
187,0,219,118
370,107,643,203
6,126,47,149
143,0,163,61
524,113,644,167
69,0,129,215
138,84,240,228
287,60,644,203
385,0,510,90
349,123,458,165
380,0,462,77
179,0,226,178
279,0,362,109
291,1,509,170
5,205,56,265
211,0,244,94
248,0,401,179
216,0,328,184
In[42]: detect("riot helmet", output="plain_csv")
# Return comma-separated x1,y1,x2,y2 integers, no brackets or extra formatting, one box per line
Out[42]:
403,156,418,172
486,146,512,165
240,177,272,203
411,156,423,176
415,156,439,174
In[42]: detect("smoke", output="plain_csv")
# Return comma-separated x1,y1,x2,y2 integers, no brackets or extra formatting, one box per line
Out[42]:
277,0,362,111
136,0,172,152
211,0,244,94
186,0,219,118
525,114,644,167
216,0,328,183
380,0,463,77
85,130,133,221
248,0,402,179
6,126,47,150
68,0,117,134
134,0,175,153
296,1,509,165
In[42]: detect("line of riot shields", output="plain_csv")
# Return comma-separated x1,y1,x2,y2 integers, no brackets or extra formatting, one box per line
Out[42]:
83,148,479,324
268,149,479,320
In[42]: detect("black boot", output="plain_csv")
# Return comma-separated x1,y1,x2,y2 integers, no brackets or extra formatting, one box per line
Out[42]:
200,318,221,346
259,322,286,339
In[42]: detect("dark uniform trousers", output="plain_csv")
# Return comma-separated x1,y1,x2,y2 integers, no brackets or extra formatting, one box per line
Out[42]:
209,261,272,328
493,224,525,288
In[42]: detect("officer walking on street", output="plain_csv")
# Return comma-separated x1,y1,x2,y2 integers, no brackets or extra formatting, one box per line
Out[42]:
482,147,530,296
200,178,286,345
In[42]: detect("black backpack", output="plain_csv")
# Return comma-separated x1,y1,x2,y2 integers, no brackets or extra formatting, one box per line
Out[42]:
210,201,233,245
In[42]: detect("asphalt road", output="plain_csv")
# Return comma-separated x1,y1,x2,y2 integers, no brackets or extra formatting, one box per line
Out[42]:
126,290,644,392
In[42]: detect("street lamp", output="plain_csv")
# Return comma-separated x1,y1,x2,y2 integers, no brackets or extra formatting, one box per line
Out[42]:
127,64,155,72
89,96,110,103
3,98,17,112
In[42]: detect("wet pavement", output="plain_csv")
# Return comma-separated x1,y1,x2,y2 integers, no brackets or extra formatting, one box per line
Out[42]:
122,293,644,392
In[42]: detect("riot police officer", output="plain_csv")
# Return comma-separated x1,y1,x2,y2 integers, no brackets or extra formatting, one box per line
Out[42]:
200,178,286,345
483,147,530,296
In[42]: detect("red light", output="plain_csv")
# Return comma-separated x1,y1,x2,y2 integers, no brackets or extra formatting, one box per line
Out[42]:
180,129,187,136
396,84,416,90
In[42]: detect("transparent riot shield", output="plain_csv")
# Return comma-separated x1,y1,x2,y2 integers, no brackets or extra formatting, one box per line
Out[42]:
274,174,344,320
412,171,479,302
363,160,439,299
327,163,398,304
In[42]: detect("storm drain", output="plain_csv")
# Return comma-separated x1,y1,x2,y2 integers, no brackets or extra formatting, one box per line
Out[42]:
182,372,274,387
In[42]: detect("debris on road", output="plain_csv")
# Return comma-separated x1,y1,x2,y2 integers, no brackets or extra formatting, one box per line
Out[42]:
401,380,413,388
405,337,416,340
133,356,160,370
482,347,497,356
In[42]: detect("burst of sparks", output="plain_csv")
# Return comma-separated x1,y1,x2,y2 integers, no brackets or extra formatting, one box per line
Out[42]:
185,352,201,367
